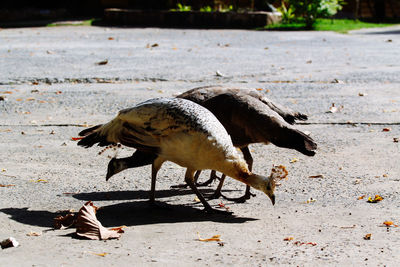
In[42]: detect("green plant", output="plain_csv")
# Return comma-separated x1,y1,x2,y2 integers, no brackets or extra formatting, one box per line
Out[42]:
200,6,213,12
288,0,345,28
174,3,192,12
264,18,397,33
199,4,233,12
278,1,295,23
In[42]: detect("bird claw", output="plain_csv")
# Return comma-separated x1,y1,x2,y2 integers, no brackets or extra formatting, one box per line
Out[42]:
170,183,189,189
196,172,221,187
196,178,216,187
221,192,255,203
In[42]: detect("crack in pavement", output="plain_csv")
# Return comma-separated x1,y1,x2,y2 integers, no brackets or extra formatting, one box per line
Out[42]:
0,76,345,86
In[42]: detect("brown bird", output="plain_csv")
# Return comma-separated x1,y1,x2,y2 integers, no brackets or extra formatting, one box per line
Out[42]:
106,86,317,202
78,97,276,213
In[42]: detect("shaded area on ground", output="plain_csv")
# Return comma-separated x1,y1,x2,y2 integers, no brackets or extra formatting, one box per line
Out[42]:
0,200,256,229
72,188,236,201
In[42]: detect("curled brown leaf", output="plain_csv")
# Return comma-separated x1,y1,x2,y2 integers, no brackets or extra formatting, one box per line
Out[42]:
75,201,122,240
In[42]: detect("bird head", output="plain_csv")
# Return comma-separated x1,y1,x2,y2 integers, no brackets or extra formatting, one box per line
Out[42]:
247,173,276,205
106,158,126,181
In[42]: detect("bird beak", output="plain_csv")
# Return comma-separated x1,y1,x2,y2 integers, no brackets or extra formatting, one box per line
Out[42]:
269,194,275,206
106,158,117,181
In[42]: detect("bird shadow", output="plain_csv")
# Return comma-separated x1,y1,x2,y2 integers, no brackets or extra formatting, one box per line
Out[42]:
71,188,237,201
0,191,256,230
96,200,257,226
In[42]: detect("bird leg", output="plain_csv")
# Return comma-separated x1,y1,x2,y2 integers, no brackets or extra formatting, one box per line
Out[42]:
204,174,225,200
209,147,256,203
196,170,221,187
239,147,256,198
149,157,164,204
185,169,232,215
220,185,253,203
171,170,204,189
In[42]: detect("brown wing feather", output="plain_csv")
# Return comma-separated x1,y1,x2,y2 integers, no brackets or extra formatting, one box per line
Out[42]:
187,92,316,156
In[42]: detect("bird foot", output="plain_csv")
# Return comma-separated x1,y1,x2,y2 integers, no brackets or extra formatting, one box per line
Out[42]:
196,179,215,187
196,173,222,187
221,192,254,203
170,183,189,189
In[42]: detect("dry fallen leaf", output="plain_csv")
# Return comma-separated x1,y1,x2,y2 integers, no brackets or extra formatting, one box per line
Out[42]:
367,195,383,203
358,195,366,200
363,233,371,240
110,226,126,233
304,198,316,204
331,79,344,84
383,221,398,227
75,201,122,240
1,237,19,249
327,103,343,113
30,178,48,183
382,128,391,132
0,184,15,187
89,251,108,257
283,237,294,241
54,213,76,229
394,137,399,143
215,70,224,77
340,225,356,229
309,174,324,179
26,231,42,237
217,202,230,211
96,59,108,65
293,241,317,246
197,232,221,242
290,158,298,163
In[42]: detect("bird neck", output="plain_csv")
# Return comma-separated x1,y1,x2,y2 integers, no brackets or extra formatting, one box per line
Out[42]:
218,160,252,184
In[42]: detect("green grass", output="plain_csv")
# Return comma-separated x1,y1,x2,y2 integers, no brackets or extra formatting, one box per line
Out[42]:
265,18,399,33
46,19,97,27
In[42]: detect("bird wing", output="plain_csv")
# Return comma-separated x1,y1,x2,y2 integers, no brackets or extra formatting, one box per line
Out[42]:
199,93,316,155
178,86,308,124
115,99,201,149
246,90,308,124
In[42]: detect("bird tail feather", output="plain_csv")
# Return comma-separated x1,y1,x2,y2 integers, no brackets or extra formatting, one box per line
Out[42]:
270,128,317,156
77,120,119,148
78,124,103,137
